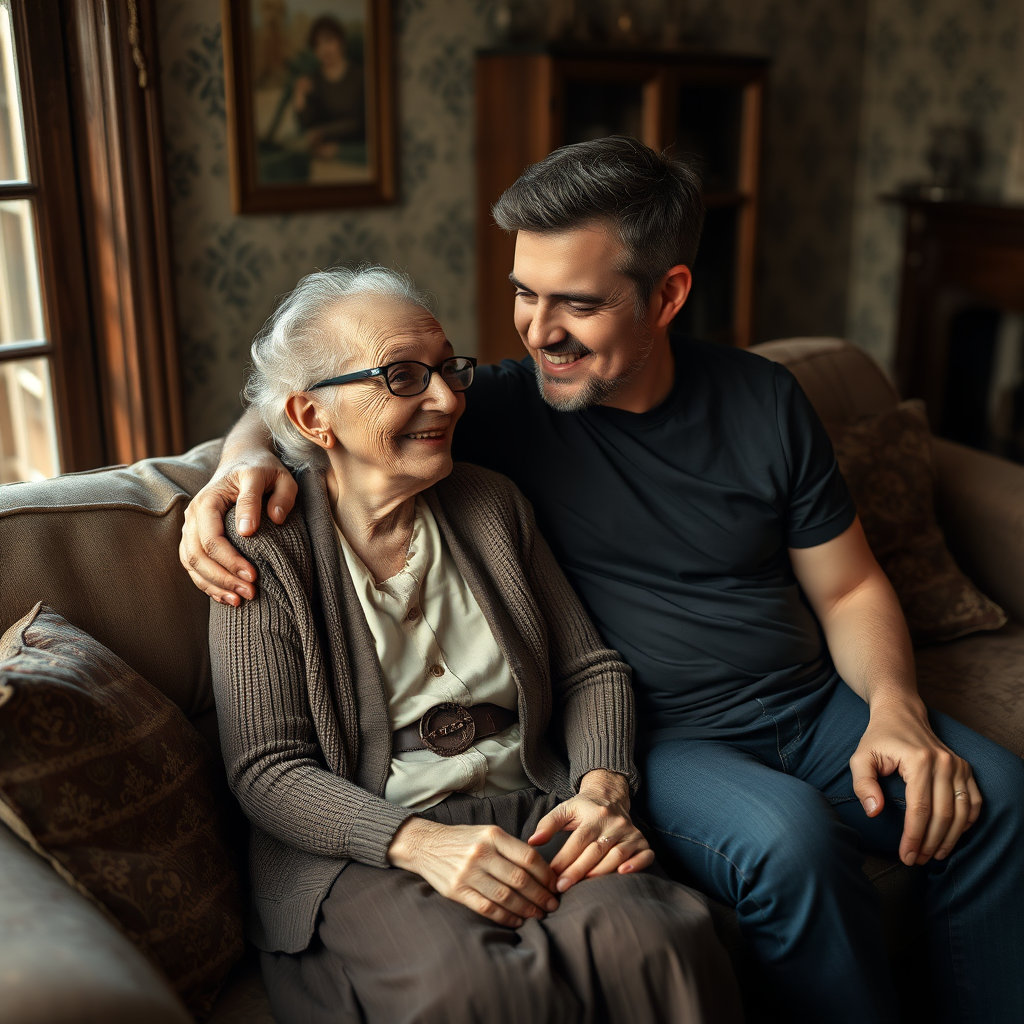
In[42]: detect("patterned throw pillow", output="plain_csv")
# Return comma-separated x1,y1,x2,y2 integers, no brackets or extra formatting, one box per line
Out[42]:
0,603,243,1018
832,401,1007,645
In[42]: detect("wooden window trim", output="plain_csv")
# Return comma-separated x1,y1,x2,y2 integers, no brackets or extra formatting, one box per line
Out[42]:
5,0,184,472
5,0,105,470
65,0,184,463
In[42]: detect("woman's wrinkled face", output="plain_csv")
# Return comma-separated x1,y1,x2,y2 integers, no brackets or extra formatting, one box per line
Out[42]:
319,298,464,495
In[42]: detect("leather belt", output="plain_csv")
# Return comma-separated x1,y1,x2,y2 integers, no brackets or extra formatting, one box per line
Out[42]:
392,702,518,757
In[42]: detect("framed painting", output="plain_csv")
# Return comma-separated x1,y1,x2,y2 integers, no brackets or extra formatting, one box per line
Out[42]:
221,0,395,213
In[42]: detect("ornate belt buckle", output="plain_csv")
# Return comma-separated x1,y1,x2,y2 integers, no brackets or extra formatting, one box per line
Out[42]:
419,702,475,757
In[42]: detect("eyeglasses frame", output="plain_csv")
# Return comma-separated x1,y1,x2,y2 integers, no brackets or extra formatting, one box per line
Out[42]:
307,356,478,397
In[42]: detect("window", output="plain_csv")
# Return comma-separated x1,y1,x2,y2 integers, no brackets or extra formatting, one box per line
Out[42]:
0,1,60,482
0,0,183,483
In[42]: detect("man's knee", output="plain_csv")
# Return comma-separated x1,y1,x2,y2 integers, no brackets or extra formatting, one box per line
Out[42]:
740,793,866,905
974,744,1024,836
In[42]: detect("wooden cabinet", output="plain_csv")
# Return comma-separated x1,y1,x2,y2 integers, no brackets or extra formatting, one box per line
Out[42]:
890,196,1024,447
475,46,768,364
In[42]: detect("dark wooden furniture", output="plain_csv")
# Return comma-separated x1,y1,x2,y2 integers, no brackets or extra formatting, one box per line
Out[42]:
891,196,1024,433
2,0,184,472
475,46,768,364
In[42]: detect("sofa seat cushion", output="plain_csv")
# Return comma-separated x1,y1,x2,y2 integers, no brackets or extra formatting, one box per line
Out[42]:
207,951,275,1024
0,604,244,1018
916,622,1024,760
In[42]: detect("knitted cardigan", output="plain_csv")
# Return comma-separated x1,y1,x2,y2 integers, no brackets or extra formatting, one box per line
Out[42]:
209,462,637,953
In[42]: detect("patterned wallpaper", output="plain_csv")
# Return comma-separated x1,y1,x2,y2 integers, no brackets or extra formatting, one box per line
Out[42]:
845,0,1024,368
157,0,869,445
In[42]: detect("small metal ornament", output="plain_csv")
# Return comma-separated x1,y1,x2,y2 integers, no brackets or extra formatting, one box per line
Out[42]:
419,702,476,757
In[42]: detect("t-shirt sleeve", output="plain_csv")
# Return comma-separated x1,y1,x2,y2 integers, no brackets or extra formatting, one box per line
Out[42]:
774,364,856,548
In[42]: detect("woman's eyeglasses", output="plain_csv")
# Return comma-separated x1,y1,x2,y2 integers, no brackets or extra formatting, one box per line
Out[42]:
307,356,477,398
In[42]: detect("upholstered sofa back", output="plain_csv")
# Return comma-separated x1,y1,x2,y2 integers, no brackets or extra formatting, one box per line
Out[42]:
753,337,900,430
0,440,223,736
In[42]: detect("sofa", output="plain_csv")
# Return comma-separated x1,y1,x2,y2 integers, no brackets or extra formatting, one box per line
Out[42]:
1,338,1021,1023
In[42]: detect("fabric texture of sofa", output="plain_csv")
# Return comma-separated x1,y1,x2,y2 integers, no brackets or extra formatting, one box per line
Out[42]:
0,338,1021,1023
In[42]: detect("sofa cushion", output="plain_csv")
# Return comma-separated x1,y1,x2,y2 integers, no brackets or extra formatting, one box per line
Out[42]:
916,622,1024,761
0,604,244,1018
832,402,1006,644
207,952,276,1024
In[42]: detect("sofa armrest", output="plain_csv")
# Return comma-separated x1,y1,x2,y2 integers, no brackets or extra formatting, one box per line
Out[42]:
0,824,192,1024
932,437,1024,624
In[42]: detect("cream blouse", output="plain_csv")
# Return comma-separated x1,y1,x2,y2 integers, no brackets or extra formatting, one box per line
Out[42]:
334,497,530,810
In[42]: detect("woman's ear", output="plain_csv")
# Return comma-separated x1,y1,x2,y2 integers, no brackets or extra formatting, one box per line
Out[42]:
285,393,336,450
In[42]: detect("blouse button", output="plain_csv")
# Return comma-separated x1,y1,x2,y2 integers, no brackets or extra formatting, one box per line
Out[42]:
407,606,420,622
429,663,445,677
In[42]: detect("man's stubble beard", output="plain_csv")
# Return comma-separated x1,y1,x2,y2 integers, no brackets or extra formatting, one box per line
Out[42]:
532,328,656,413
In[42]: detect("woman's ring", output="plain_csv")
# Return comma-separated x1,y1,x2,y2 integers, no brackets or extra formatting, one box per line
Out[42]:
596,835,614,846
955,790,969,801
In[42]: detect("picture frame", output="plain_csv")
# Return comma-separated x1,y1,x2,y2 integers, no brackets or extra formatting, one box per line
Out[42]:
221,0,396,214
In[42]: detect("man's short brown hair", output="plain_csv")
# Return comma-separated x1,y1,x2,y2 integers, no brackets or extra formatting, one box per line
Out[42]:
491,136,705,310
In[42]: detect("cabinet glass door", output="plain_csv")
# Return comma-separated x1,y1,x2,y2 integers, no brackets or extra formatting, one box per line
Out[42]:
674,85,743,195
671,81,750,346
563,79,644,144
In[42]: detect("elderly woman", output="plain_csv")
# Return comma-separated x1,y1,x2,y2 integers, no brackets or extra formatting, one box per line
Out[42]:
208,266,739,1024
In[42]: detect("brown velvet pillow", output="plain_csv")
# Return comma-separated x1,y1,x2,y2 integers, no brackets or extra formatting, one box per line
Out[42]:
832,401,1007,644
0,603,244,1018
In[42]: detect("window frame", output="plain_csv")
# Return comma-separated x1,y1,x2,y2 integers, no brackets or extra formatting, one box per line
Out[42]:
1,0,184,475
1,0,105,472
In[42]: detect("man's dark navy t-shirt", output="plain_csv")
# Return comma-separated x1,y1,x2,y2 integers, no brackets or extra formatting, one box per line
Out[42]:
452,336,856,739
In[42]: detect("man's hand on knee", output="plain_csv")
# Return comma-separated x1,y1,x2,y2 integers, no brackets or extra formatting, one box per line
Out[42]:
850,705,983,866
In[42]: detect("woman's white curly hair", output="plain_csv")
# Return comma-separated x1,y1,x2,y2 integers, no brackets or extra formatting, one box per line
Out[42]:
243,264,434,473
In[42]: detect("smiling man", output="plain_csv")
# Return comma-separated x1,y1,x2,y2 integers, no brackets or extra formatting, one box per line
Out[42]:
181,137,1024,1023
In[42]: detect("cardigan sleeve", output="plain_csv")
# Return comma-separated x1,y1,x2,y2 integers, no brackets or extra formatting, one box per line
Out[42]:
514,489,640,793
208,514,415,869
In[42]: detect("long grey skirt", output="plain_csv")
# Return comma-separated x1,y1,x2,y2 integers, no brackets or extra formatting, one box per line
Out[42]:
261,789,742,1024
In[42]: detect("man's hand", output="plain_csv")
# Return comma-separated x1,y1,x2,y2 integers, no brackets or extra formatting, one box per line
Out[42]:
387,818,560,928
179,450,297,606
790,519,982,866
851,702,982,866
527,769,654,893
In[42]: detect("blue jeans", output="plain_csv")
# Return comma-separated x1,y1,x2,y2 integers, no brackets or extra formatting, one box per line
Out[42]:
639,675,1024,1024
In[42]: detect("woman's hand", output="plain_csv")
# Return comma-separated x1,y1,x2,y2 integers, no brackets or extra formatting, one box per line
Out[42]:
528,769,654,893
387,818,560,928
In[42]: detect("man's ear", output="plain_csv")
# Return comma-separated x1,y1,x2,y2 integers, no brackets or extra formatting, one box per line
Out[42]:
652,265,692,328
285,393,336,450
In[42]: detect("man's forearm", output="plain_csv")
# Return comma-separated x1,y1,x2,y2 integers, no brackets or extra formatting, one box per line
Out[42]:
220,407,275,468
818,570,925,717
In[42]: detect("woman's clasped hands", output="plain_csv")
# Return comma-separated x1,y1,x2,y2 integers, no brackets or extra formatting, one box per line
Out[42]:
386,769,655,928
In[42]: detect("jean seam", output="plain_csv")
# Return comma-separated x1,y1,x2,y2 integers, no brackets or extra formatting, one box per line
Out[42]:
755,697,789,773
650,825,785,953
